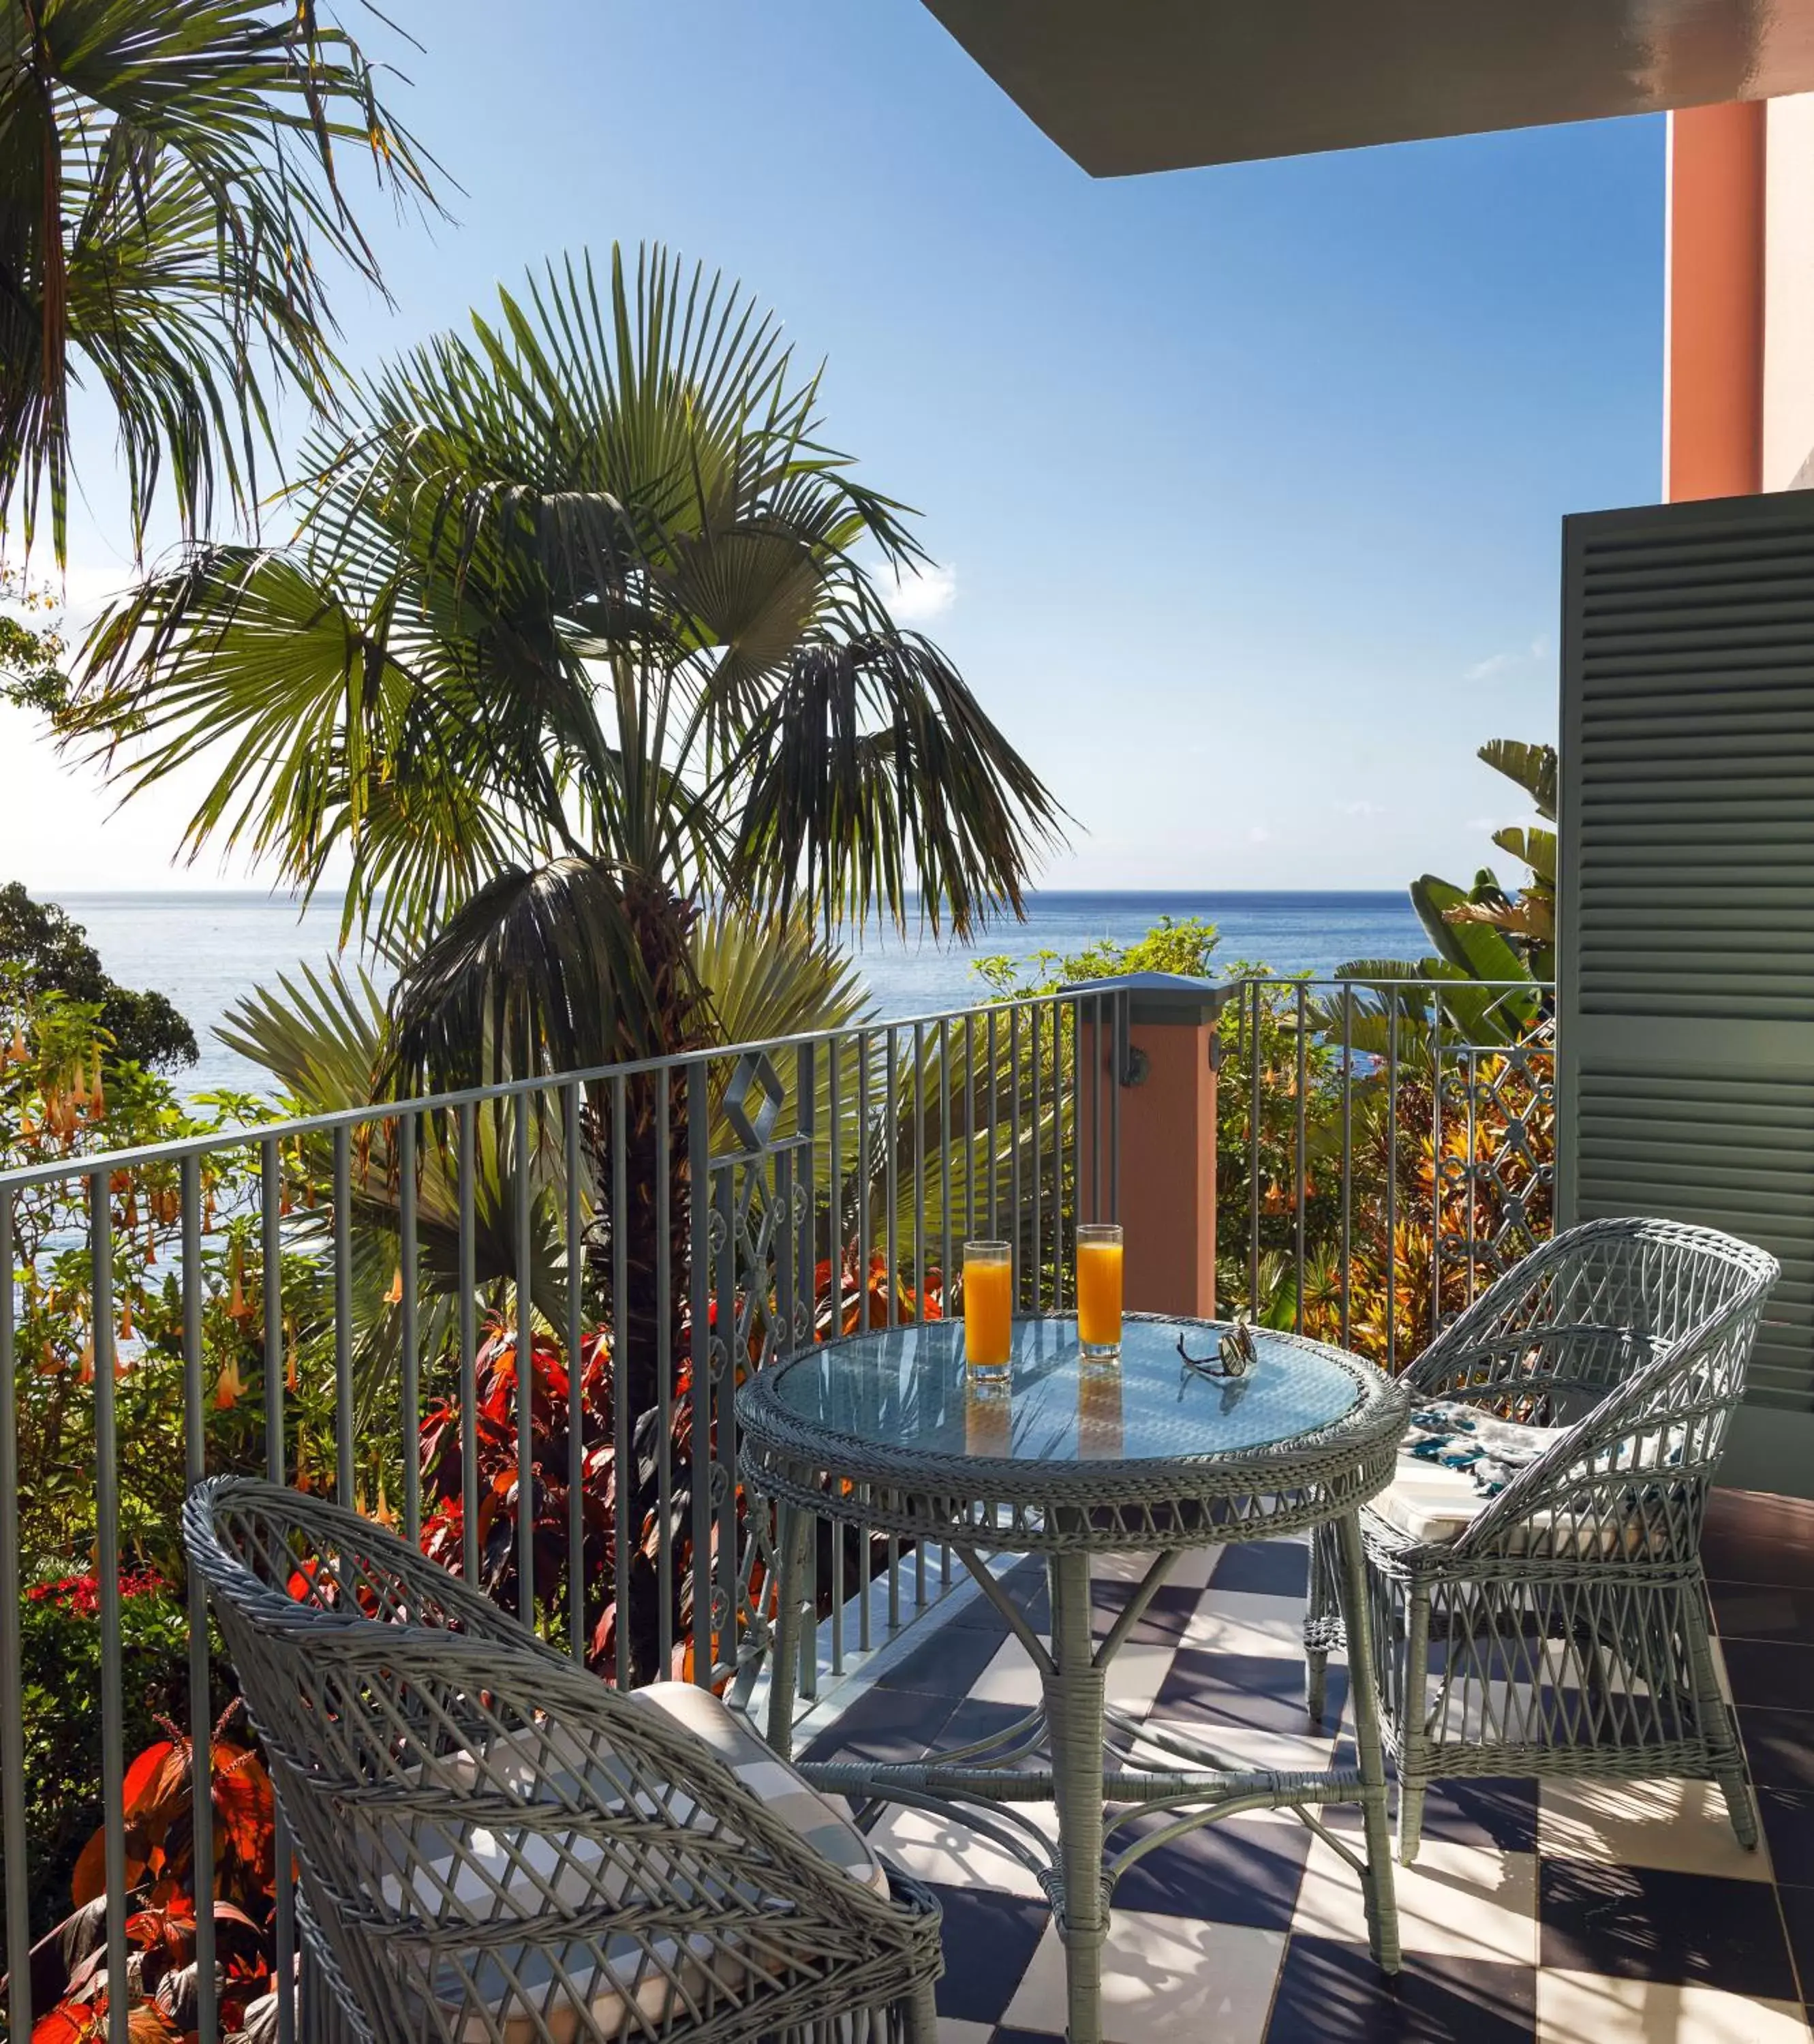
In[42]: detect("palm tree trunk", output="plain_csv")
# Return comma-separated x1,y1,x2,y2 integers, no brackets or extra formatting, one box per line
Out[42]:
583,877,713,1680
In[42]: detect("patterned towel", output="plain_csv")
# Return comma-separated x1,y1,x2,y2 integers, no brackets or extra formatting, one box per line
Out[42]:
1406,1399,1559,1497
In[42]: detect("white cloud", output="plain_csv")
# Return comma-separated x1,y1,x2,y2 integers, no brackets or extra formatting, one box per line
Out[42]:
1339,799,1383,818
872,557,957,625
1247,824,1272,844
1464,634,1553,684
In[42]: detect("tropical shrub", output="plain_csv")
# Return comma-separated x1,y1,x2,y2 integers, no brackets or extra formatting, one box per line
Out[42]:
25,1703,279,2042
0,884,196,1070
16,1568,218,1941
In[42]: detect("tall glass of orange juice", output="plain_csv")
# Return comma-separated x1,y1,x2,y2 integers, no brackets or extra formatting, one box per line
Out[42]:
1076,1222,1124,1359
962,1240,1013,1377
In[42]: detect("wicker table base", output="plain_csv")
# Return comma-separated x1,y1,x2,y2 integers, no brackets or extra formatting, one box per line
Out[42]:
765,1511,1399,2044
739,1316,1409,2044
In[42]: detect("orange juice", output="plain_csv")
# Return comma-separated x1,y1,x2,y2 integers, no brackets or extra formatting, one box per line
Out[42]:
962,1244,1013,1374
1078,1361,1124,1458
966,1380,1013,1455
1076,1230,1124,1352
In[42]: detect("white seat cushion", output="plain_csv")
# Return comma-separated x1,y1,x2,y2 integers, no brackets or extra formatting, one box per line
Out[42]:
1372,1416,1685,1553
363,1682,888,2043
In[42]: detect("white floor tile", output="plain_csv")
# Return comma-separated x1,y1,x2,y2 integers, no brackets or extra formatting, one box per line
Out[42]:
1293,1836,1539,1966
936,2022,994,2044
1136,1714,1338,1777
864,1800,1058,1902
970,1634,1176,1712
1002,1910,1285,2044
1091,1546,1219,1592
1537,1970,1811,2044
1181,1590,1311,1657
1098,1641,1178,1714
972,1635,1049,1707
1538,1778,1772,1882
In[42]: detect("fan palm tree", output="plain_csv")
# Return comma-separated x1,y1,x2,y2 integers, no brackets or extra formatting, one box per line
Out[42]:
0,0,438,566
74,246,1062,1669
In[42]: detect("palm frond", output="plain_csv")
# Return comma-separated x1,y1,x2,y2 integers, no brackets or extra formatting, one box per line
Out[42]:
0,0,444,563
726,631,1067,939
386,858,678,1091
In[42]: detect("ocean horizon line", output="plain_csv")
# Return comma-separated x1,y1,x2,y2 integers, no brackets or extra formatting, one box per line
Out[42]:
40,884,1417,903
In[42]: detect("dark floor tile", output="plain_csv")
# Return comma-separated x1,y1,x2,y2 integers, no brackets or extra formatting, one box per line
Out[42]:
937,1695,1043,1759
1156,1646,1348,1737
1212,1539,1310,1598
883,1621,1012,1699
944,1590,1016,1632
1324,1775,1537,1854
1773,1883,1814,1998
991,2032,1062,2044
1719,1638,1814,1714
925,1883,1049,2025
1091,1577,1204,1646
1537,1857,1798,1998
799,1682,954,1765
1109,1808,1311,1928
1710,1581,1814,1646
1740,1706,1814,1791
1265,1936,1535,2044
1703,1490,1814,1590
949,1562,1048,1632
1760,1788,1814,1888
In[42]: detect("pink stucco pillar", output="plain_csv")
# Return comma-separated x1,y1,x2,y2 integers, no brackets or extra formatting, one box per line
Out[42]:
1075,977,1231,1321
1665,101,1765,503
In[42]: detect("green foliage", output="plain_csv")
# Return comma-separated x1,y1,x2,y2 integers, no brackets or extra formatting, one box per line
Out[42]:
970,913,1220,996
0,568,68,716
0,882,198,1068
1367,740,1557,985
15,1570,210,1937
0,0,442,566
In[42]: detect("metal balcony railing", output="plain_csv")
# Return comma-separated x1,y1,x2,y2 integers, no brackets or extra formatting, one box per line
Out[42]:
0,973,1554,2042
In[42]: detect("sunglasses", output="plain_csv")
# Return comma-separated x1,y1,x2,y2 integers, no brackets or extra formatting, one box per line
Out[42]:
1177,1312,1257,1382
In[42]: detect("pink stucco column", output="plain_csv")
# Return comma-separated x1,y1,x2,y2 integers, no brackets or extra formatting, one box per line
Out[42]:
1074,976,1231,1320
1665,101,1765,503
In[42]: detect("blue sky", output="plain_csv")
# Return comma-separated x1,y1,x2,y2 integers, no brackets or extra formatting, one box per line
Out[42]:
3,0,1665,893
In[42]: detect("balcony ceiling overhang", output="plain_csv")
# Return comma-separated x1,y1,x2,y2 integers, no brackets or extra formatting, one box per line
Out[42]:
919,0,1814,173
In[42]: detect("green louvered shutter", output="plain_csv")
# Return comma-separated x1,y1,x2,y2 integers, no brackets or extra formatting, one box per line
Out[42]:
1559,491,1814,1496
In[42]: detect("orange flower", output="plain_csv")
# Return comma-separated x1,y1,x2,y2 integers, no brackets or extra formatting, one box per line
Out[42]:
215,1358,244,1410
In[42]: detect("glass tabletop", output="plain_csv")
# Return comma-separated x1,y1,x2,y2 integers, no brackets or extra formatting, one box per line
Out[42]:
760,1315,1366,1468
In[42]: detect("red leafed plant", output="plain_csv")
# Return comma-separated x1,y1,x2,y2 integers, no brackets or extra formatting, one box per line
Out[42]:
18,1703,278,2043
814,1250,942,1338
418,1256,942,1691
418,1318,712,1686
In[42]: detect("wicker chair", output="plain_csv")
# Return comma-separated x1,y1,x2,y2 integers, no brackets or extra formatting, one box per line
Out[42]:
183,1477,942,2044
1303,1216,1779,1863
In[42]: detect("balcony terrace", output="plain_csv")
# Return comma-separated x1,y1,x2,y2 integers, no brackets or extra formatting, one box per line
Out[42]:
3,974,1804,2044
760,1488,1814,2043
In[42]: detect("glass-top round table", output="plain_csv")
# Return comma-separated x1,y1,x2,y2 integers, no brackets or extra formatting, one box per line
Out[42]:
737,1314,1409,2044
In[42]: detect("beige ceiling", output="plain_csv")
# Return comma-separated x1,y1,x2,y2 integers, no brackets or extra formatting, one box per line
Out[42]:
921,0,1814,172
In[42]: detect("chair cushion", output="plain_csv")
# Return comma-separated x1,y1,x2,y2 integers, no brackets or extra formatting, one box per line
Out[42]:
366,1683,887,2043
626,1682,888,1898
1372,1408,1685,1552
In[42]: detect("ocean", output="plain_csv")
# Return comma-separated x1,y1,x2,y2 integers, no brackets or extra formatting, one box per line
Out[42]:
51,890,1430,1099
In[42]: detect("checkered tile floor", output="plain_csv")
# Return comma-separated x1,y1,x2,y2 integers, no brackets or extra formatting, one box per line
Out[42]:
792,1488,1814,2044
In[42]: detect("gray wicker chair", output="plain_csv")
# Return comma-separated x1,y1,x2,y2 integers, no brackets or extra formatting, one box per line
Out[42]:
1302,1216,1779,1863
183,1477,942,2044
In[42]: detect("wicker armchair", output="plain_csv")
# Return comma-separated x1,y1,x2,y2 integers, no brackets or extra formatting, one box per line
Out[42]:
183,1478,942,2044
1303,1217,1779,1863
